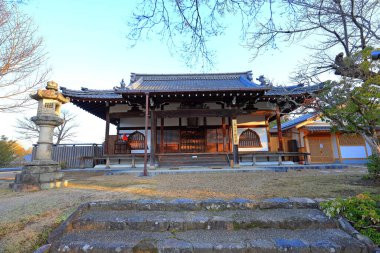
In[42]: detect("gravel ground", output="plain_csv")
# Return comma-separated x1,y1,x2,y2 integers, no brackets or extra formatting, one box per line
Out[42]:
0,168,378,252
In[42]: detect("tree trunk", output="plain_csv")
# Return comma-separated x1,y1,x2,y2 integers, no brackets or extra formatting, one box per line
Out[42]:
361,133,380,157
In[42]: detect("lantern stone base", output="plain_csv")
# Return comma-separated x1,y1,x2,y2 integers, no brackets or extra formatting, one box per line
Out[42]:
10,160,65,192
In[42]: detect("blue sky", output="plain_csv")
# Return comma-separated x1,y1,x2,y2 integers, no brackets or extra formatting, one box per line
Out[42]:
2,0,311,147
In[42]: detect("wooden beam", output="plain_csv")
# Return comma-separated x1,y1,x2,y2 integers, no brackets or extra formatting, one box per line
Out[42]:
155,108,255,118
276,106,284,152
109,111,145,119
143,93,149,176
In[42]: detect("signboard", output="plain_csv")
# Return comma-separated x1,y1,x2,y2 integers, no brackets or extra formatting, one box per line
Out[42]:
232,119,238,145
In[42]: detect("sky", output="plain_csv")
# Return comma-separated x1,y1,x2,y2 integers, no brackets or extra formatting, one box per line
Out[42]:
2,0,312,148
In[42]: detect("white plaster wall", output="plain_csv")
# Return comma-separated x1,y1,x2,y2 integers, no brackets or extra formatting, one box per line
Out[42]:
110,104,130,113
163,118,180,126
237,127,269,152
237,115,265,124
163,103,180,110
120,117,146,128
340,146,367,158
205,103,223,109
255,102,276,110
207,117,222,125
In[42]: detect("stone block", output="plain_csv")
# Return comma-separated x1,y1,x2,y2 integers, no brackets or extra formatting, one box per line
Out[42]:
157,238,193,253
260,198,292,209
22,164,60,174
248,239,277,253
274,239,309,252
39,172,63,183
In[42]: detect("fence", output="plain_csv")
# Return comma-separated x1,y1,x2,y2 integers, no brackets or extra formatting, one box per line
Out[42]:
32,143,103,168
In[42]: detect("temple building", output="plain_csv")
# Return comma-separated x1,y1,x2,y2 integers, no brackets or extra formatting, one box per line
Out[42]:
61,71,322,168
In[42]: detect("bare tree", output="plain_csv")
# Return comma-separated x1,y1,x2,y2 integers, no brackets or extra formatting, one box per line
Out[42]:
0,0,49,112
129,0,379,73
15,110,78,144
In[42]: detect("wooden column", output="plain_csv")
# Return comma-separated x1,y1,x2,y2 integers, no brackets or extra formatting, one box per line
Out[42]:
232,115,240,167
104,104,110,168
104,104,110,155
276,106,284,152
222,117,226,152
150,110,157,168
160,117,164,153
143,93,149,176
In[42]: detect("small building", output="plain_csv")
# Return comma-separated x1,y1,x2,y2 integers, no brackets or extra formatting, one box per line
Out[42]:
61,71,322,167
270,113,375,164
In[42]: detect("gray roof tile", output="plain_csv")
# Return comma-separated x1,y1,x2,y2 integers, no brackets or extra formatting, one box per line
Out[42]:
121,71,268,92
265,83,324,96
271,113,317,132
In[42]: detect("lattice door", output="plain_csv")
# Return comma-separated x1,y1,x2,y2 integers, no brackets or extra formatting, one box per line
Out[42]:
180,129,205,153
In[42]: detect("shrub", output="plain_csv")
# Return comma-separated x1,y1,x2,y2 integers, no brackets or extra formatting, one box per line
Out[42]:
367,154,380,179
0,135,15,167
320,193,380,245
59,161,67,170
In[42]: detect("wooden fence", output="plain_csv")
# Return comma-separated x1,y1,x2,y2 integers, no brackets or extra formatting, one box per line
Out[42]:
32,144,103,168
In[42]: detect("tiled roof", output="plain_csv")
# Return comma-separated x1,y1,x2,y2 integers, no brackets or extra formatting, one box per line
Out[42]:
265,83,324,96
118,71,269,92
60,72,324,100
60,87,122,100
304,125,331,132
271,113,317,132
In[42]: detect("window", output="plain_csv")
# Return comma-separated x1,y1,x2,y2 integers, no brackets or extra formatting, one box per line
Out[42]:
128,131,145,149
239,129,262,148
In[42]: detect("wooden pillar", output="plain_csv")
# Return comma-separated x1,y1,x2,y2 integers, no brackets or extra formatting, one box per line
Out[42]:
150,110,157,169
143,93,149,176
160,117,164,153
276,106,284,152
228,117,232,152
104,104,110,155
232,115,239,167
222,117,226,152
104,104,110,169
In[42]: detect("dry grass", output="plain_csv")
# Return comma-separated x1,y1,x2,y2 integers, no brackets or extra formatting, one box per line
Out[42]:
0,167,378,252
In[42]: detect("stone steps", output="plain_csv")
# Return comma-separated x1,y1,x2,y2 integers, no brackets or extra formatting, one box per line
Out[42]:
47,199,376,253
50,228,368,252
72,209,337,232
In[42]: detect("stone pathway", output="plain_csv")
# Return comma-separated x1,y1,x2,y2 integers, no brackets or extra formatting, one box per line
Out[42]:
45,198,376,252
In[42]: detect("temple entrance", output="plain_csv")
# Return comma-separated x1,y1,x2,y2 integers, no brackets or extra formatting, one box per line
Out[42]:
180,129,206,153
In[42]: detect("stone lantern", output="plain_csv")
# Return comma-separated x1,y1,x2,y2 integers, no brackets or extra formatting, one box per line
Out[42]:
10,81,70,192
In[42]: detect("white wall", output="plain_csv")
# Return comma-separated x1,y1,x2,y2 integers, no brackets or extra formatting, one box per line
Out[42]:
120,117,146,128
237,115,265,124
110,104,130,113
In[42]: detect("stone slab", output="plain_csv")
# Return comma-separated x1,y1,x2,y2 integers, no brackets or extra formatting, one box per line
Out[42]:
49,229,369,253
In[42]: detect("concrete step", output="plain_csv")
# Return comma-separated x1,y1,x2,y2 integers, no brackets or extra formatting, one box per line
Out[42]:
47,199,376,253
50,228,369,252
158,154,229,166
72,209,337,232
